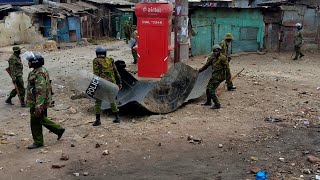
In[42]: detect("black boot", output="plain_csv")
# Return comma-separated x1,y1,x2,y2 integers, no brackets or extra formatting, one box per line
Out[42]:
202,90,212,106
227,86,237,91
299,53,304,58
92,114,101,126
57,128,65,140
27,143,43,149
21,100,26,108
113,112,120,123
211,104,221,109
5,96,13,105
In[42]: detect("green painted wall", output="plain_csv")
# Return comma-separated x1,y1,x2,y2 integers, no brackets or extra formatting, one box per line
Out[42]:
190,8,265,55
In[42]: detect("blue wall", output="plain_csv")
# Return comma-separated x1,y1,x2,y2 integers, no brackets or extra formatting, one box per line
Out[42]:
68,17,81,41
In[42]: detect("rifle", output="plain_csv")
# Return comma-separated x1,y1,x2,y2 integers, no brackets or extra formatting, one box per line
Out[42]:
217,68,245,96
5,67,23,104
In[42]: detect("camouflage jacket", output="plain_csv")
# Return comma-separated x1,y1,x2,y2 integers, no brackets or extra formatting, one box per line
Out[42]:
294,30,303,47
27,67,52,109
124,23,132,36
93,57,121,84
219,40,230,59
8,53,23,79
199,53,229,75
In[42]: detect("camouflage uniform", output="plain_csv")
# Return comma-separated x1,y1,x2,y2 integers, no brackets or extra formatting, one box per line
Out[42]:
6,47,25,104
219,40,234,89
199,53,228,107
293,29,304,60
124,21,132,44
27,66,64,146
93,57,121,114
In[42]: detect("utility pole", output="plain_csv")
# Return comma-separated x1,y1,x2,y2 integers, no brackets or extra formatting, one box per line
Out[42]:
174,0,189,63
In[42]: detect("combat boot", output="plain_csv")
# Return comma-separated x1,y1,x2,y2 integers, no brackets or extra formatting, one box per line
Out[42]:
299,54,304,58
21,100,26,108
113,112,120,123
202,90,212,106
27,143,43,149
92,114,101,126
211,104,221,110
227,86,237,91
5,96,13,105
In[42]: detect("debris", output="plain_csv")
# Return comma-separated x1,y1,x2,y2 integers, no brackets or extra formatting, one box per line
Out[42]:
52,164,66,169
279,157,285,162
71,144,75,147
102,150,109,155
307,155,320,164
218,144,223,148
0,167,3,170
73,173,80,177
21,138,29,141
83,172,89,176
0,140,8,144
83,133,89,138
149,115,162,120
264,117,284,123
68,107,77,114
317,87,320,90
250,156,258,161
4,132,15,136
251,167,261,174
95,143,101,148
301,169,312,174
187,135,202,144
303,151,310,155
20,169,24,172
158,143,162,146
60,153,69,161
40,149,48,154
256,171,268,180
303,120,310,127
35,159,48,163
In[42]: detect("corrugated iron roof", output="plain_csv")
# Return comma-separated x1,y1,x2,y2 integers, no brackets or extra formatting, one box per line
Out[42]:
0,4,13,11
84,0,134,6
20,1,98,14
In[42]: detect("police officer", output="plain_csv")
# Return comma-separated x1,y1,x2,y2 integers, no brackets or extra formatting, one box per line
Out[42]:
293,23,304,60
5,46,26,107
26,52,65,149
199,45,229,109
219,33,236,91
130,30,138,64
92,47,122,126
124,21,132,44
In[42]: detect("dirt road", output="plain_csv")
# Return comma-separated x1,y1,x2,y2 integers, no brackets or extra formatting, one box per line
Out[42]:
0,41,319,180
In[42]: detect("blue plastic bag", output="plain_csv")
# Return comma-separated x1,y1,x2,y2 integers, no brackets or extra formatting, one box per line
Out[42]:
256,171,268,180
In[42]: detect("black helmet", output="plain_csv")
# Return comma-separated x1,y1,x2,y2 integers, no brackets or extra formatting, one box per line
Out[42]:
26,52,44,68
96,46,107,57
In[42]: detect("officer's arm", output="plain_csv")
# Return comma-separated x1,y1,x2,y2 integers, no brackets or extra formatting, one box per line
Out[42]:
93,59,100,76
9,56,17,79
199,54,213,72
221,56,229,70
34,73,47,109
112,59,122,85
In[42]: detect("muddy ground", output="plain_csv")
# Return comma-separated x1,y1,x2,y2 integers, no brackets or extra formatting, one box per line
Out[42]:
0,41,320,180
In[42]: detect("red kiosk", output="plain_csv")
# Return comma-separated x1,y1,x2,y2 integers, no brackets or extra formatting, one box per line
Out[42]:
134,2,173,78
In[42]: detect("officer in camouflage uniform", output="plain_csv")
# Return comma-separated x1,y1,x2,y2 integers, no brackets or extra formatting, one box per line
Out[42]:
5,46,26,107
25,53,65,149
293,23,304,60
130,30,138,64
199,45,228,109
124,21,132,44
219,33,236,91
92,46,122,126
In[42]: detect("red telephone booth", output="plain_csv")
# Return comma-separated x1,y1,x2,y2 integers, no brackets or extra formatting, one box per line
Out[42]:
134,2,173,78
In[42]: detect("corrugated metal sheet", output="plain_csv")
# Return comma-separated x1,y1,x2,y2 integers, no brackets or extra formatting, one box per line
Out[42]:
84,0,134,5
0,4,13,11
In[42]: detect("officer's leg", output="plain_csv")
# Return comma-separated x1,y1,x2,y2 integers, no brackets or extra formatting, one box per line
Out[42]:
299,46,304,58
93,99,102,126
202,88,212,106
16,76,26,107
208,79,222,109
226,67,236,91
132,49,138,64
293,46,299,60
41,111,65,140
29,108,44,148
5,87,16,105
111,101,120,123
